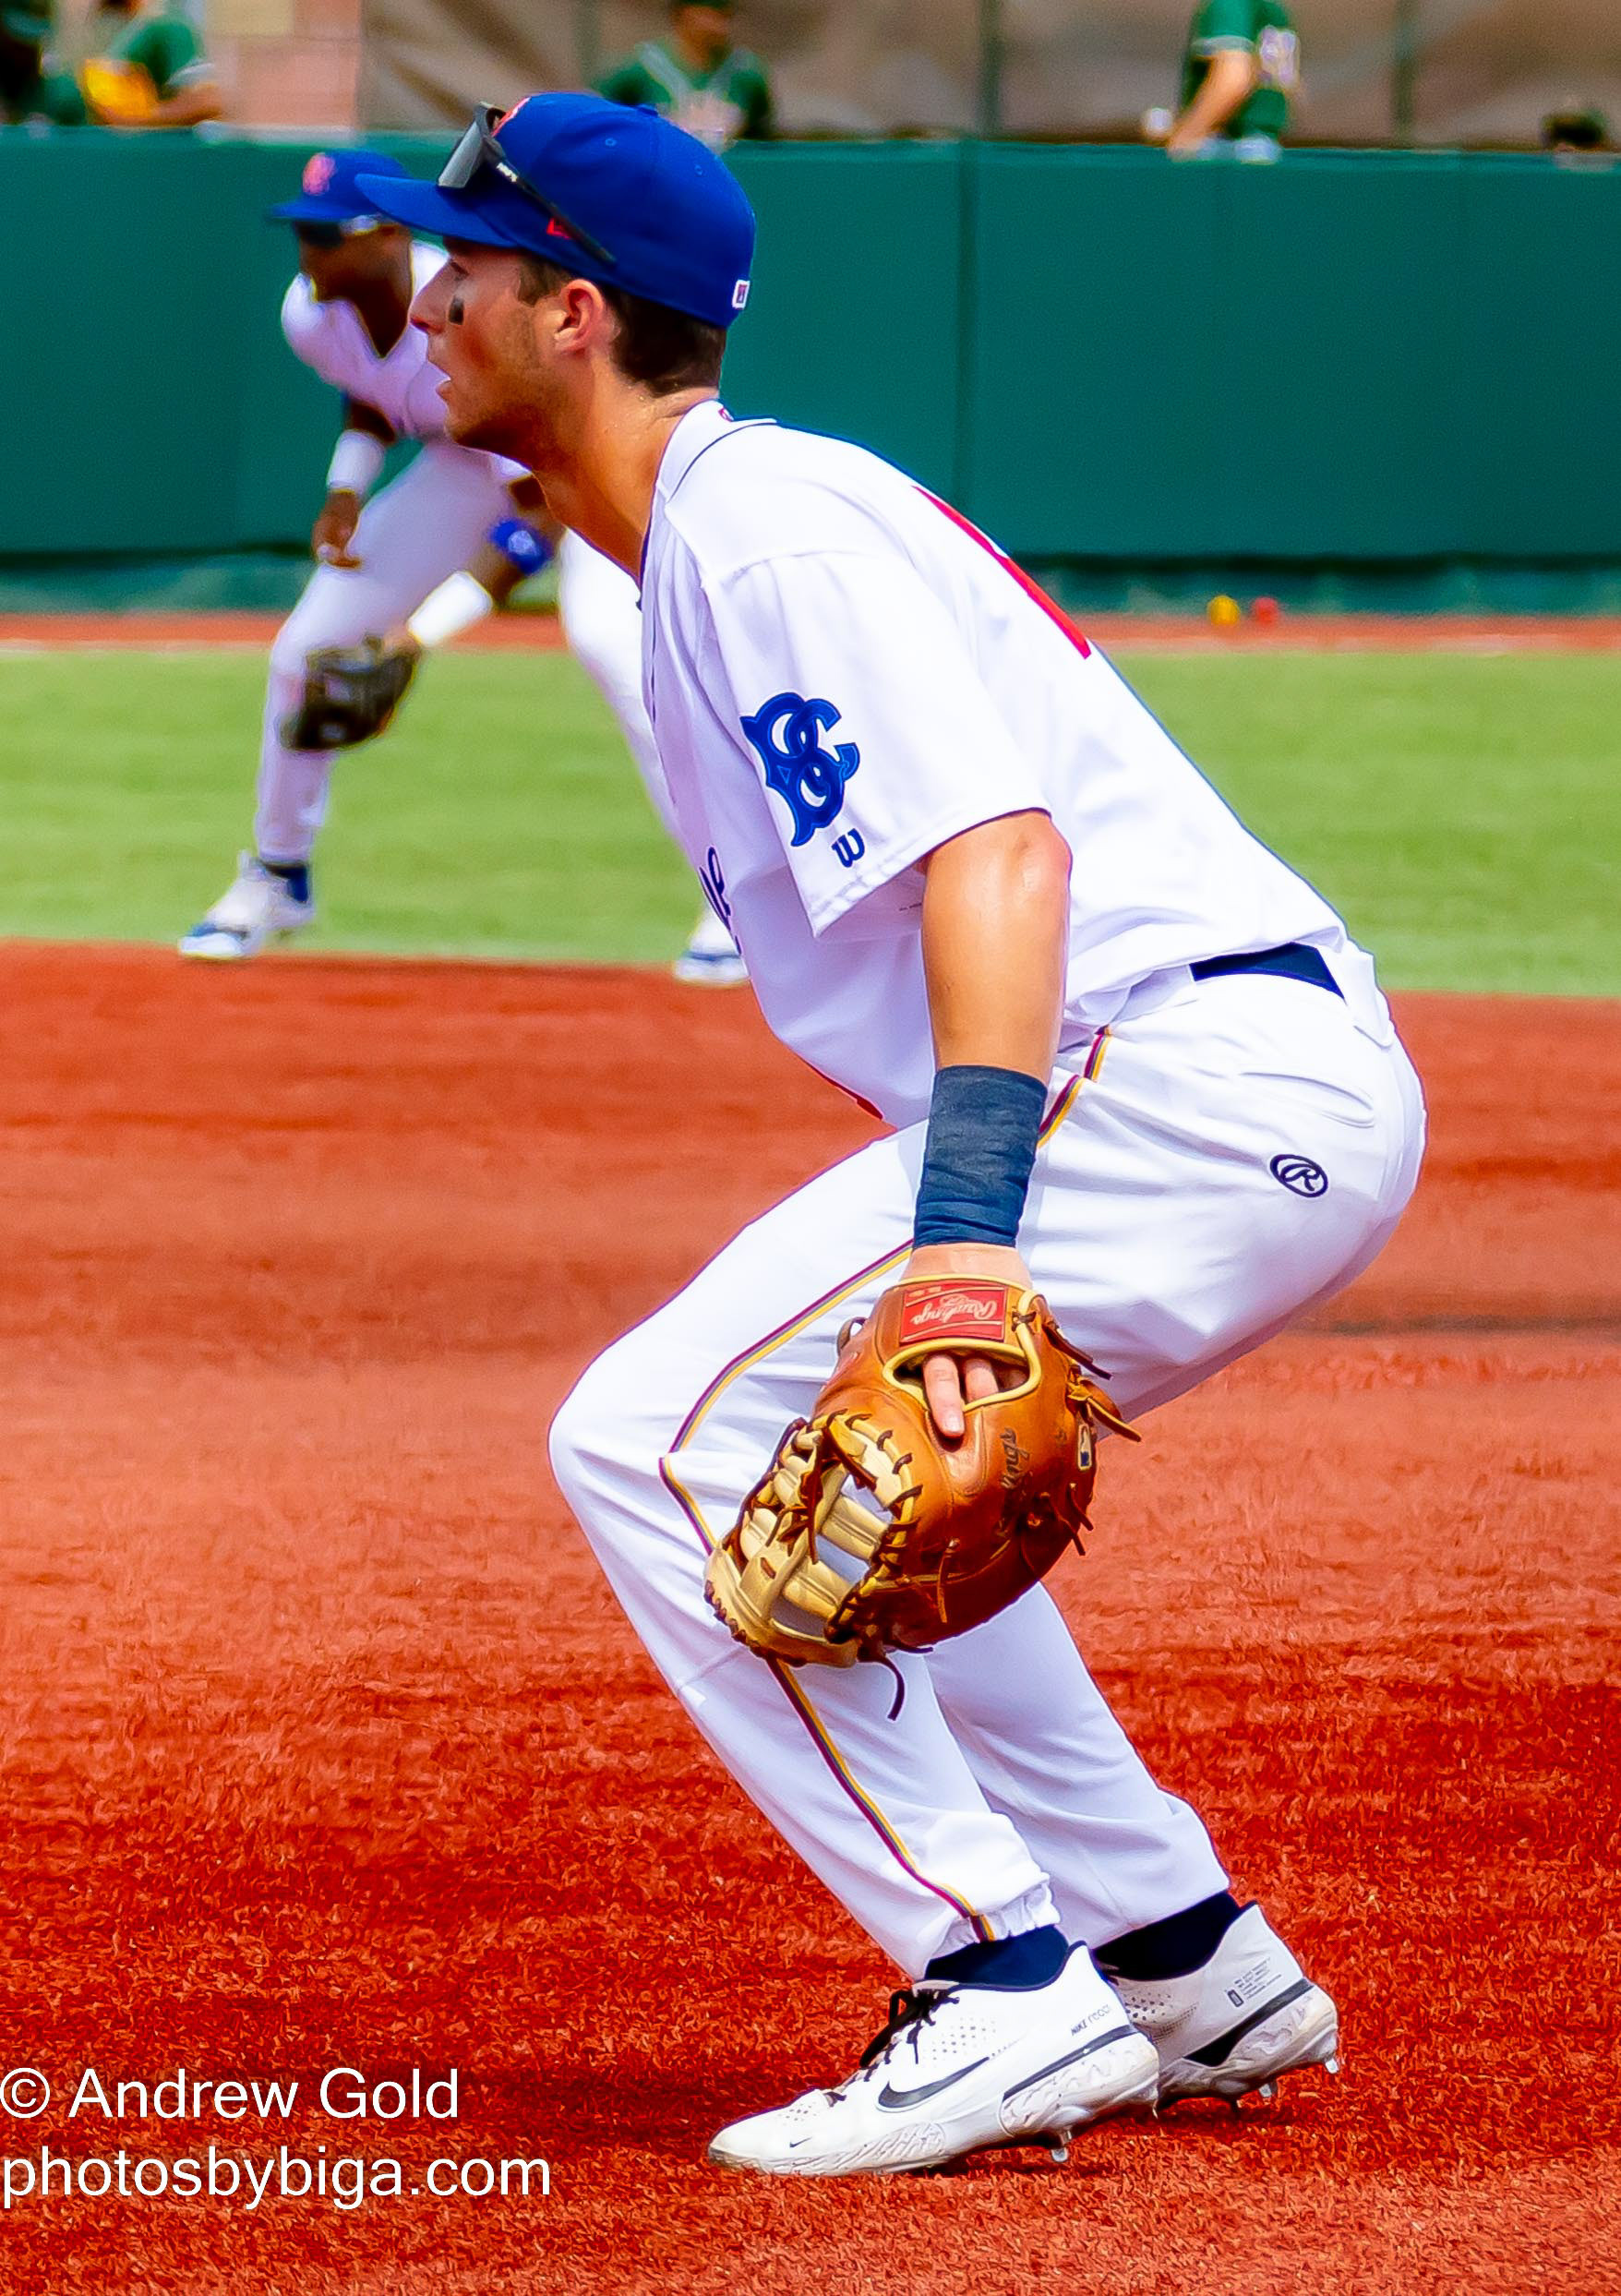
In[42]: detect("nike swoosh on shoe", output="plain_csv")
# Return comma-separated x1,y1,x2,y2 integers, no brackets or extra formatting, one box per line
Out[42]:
876,2057,991,2111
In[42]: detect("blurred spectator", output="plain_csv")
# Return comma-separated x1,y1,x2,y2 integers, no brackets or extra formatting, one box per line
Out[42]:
1150,0,1299,162
597,1,772,150
0,6,85,121
78,0,221,126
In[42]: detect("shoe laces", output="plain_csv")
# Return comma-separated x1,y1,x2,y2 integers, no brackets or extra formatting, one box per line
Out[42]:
821,1981,955,2100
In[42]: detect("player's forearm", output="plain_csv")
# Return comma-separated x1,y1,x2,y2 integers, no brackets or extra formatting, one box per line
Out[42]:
397,518,555,651
919,810,1071,1083
153,81,222,126
907,811,1069,1389
1169,50,1257,147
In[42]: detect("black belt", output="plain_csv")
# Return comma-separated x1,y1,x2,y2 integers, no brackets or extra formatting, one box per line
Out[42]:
1190,942,1341,997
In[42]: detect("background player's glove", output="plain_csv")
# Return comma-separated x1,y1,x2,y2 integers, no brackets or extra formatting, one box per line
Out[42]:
280,636,418,751
704,1278,1136,1677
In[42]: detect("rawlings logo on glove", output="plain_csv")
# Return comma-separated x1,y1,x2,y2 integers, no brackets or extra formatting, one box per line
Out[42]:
897,1284,1007,1342
703,1278,1137,1680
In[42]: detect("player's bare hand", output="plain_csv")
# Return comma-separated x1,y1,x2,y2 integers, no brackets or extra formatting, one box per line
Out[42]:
312,490,363,568
902,1242,1034,1442
378,620,423,660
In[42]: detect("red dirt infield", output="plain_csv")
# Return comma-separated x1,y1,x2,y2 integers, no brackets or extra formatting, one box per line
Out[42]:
1,944,1615,2293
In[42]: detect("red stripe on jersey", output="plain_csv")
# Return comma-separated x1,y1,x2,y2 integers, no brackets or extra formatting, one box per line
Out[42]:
918,488,1091,658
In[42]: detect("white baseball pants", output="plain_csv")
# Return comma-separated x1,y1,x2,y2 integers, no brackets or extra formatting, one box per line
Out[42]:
254,443,516,867
550,970,1425,1974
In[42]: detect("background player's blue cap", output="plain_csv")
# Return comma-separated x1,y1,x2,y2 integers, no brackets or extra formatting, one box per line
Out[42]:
356,94,755,331
267,149,412,228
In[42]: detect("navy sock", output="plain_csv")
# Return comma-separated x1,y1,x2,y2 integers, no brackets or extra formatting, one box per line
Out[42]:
924,1924,1068,1991
1094,1892,1244,1982
260,859,310,905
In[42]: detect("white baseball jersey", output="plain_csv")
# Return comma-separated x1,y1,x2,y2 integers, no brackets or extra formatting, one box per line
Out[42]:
281,241,460,441
555,403,1426,1990
642,401,1388,1127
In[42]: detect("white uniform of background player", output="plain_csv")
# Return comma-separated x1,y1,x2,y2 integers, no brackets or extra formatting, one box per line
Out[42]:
363,100,1424,2177
180,153,738,980
262,245,522,858
179,203,526,957
558,527,747,981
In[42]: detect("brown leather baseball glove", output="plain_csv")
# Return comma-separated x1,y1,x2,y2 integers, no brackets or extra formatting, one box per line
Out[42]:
703,1278,1136,1678
280,636,418,751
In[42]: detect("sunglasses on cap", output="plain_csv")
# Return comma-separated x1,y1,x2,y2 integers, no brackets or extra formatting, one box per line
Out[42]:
438,103,617,270
295,218,389,248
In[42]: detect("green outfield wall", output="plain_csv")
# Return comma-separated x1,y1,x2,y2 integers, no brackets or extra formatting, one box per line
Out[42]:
6,133,1618,573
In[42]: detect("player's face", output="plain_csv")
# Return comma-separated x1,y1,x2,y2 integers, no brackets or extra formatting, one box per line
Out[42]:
673,5,733,65
295,222,408,304
412,242,572,463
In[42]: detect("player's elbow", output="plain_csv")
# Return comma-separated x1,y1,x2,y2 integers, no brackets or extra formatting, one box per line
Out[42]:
980,807,1073,900
921,809,1071,952
1021,813,1073,936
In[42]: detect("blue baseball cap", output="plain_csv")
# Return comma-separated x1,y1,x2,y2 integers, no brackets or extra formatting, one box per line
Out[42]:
268,148,412,228
355,94,755,331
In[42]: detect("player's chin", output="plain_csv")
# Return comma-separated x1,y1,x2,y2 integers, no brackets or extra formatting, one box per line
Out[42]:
437,386,490,450
443,394,529,465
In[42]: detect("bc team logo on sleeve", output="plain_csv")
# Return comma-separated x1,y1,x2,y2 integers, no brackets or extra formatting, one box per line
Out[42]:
740,691,860,847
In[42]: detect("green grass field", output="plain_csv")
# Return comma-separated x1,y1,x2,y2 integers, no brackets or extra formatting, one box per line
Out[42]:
5,646,1617,992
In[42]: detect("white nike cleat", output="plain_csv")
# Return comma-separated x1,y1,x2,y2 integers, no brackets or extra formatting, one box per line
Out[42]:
672,905,748,987
707,1946,1159,2177
178,854,315,961
1109,1904,1340,2107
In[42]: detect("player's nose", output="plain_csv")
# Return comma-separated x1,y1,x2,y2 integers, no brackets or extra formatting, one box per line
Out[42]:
410,267,450,337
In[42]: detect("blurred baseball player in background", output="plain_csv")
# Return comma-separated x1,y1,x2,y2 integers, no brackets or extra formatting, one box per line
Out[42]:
593,0,770,984
363,98,1423,2177
0,5,78,120
78,0,221,126
1,0,218,124
1147,0,1299,160
598,0,774,150
180,146,743,985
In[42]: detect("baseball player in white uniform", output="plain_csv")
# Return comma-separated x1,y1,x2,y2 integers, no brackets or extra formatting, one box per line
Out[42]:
363,102,1426,2178
181,147,744,985
556,527,746,982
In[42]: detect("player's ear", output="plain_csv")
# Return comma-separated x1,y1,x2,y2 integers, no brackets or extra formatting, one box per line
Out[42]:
555,276,615,360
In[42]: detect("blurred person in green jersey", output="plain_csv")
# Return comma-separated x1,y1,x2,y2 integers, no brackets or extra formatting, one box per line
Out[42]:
0,6,86,123
1149,0,1298,162
78,0,221,126
597,0,772,150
